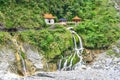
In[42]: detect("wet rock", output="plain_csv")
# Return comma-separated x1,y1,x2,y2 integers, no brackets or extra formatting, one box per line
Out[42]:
0,61,9,71
112,45,120,54
17,53,119,80
23,44,43,70
74,64,87,70
0,71,19,80
0,46,15,62
0,45,44,80
0,46,15,72
0,44,120,80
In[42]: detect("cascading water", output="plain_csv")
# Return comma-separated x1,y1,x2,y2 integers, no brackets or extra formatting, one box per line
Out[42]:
58,59,62,70
11,35,27,76
59,27,84,70
19,48,27,76
72,30,84,69
8,34,36,77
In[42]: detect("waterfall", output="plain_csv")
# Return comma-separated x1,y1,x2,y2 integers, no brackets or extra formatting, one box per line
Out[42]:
61,59,68,70
58,59,62,70
59,27,84,70
9,35,28,76
46,62,50,72
68,53,76,70
19,51,27,76
15,42,27,76
70,29,84,69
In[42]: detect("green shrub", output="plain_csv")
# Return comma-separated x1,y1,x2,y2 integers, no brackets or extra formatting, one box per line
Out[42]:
75,19,120,49
18,28,72,59
0,32,9,44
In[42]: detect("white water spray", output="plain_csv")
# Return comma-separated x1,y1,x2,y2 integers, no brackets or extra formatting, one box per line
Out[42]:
59,27,84,70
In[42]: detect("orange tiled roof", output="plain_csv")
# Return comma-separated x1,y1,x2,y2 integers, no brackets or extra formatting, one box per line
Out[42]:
72,16,80,20
44,14,55,19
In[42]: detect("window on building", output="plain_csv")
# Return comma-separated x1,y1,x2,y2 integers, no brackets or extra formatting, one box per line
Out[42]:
48,20,51,23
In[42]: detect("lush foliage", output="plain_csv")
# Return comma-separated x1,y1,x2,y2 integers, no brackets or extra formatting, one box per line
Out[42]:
18,25,72,59
75,0,120,49
0,0,118,28
0,32,10,44
0,0,45,29
0,0,120,56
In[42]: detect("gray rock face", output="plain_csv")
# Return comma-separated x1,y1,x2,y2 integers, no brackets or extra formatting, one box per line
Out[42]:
0,46,17,80
0,45,43,80
12,52,119,80
112,45,120,54
110,40,120,57
92,52,120,72
0,46,15,71
0,46,120,80
23,44,43,70
0,46,15,62
1,44,120,80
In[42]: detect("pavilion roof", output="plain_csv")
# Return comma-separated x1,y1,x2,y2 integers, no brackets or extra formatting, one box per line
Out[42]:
72,16,80,20
44,14,55,19
59,18,67,21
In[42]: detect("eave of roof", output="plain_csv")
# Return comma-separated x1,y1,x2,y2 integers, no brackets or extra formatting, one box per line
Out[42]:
72,16,80,20
44,14,55,19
